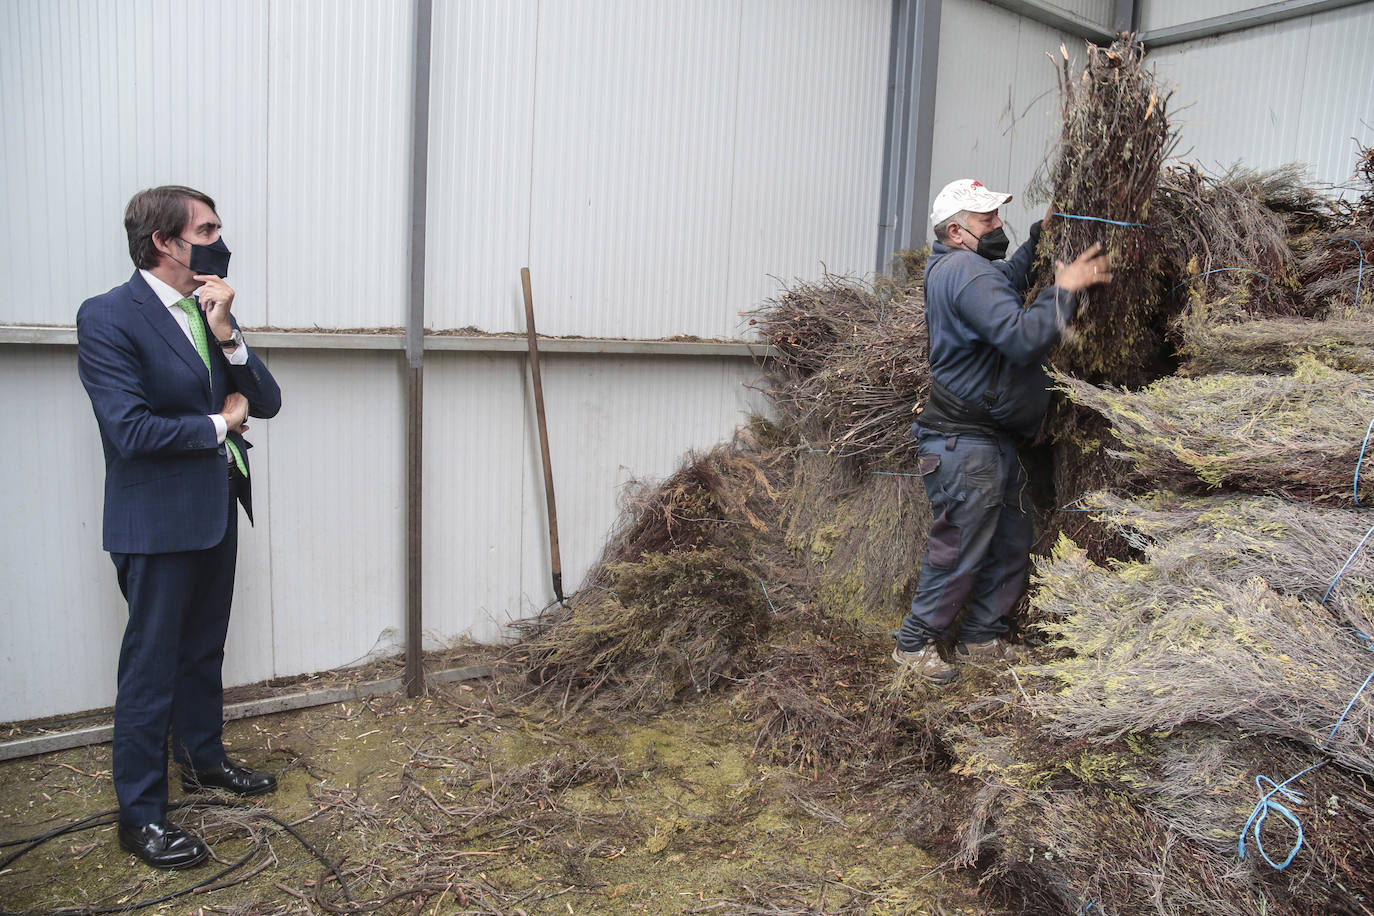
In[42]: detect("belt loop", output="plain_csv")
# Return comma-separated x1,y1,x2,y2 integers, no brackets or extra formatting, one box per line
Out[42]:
945,434,958,451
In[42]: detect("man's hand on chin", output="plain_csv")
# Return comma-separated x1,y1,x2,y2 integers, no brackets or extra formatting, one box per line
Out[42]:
196,274,236,341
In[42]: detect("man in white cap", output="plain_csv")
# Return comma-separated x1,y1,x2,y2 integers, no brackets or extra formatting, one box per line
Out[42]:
892,179,1111,683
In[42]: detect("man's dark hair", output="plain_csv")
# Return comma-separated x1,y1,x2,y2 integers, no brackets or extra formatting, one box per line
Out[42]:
124,185,217,270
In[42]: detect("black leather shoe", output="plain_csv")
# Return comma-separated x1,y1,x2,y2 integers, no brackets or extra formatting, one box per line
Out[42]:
118,820,209,870
181,759,277,797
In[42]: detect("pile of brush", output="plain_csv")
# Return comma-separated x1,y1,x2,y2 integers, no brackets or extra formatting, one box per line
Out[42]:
956,43,1374,906
747,272,930,468
514,32,1374,916
1033,38,1177,388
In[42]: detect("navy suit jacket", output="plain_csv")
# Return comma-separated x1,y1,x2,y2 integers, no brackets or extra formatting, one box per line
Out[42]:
77,271,282,555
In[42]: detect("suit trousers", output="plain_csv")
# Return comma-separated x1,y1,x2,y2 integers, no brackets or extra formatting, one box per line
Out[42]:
110,485,239,827
895,426,1032,651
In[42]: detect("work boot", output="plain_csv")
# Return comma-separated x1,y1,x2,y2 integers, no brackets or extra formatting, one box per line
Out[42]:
960,638,1021,667
891,644,958,685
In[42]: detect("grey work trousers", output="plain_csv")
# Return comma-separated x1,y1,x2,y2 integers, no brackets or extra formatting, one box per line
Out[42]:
895,425,1032,651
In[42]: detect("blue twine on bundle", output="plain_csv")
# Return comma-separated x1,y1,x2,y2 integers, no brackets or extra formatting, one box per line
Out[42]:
589,584,621,599
1077,899,1098,915
1326,635,1374,745
1339,237,1366,306
871,471,923,478
1168,267,1277,293
1238,764,1324,869
1354,417,1374,506
1242,439,1374,870
1320,522,1374,605
1052,212,1149,228
757,578,778,616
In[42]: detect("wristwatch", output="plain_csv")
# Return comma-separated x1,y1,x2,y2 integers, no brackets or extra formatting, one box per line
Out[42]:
216,329,243,350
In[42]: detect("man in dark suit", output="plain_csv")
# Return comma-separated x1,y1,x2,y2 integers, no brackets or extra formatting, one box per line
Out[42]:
77,185,283,870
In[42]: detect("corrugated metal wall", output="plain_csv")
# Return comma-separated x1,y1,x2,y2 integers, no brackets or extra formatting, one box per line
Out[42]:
6,0,1372,723
1145,1,1374,189
0,0,884,723
425,0,891,338
1041,0,1115,27
1138,0,1265,32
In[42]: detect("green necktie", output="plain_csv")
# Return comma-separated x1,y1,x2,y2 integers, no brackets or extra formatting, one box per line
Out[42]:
175,297,248,478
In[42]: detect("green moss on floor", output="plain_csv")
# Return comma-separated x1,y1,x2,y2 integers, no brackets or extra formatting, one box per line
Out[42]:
0,668,987,915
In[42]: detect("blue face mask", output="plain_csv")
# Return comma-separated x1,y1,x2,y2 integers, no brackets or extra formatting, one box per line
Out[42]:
181,237,232,278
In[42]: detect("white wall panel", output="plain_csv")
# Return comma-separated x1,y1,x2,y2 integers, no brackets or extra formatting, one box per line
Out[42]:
527,0,742,340
1040,0,1115,28
0,347,120,722
1138,0,1268,32
264,350,408,676
931,0,1071,240
0,0,270,327
265,0,414,329
1149,4,1374,191
424,351,767,642
728,0,891,313
421,352,527,643
426,0,538,335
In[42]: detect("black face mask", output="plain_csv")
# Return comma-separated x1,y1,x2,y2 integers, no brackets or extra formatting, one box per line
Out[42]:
958,224,1010,261
180,237,232,278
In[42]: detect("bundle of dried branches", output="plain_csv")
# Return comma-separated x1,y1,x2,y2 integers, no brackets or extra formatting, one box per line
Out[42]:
1032,37,1177,387
524,547,774,714
1298,224,1374,316
522,440,787,713
1152,163,1307,319
1293,145,1374,316
950,720,1374,915
1177,313,1374,376
749,277,929,465
1081,490,1374,632
739,616,932,777
781,451,931,626
1055,356,1374,502
1032,407,1141,566
1030,537,1374,777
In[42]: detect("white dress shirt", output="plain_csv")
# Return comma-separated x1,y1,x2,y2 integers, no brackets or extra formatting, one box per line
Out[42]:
139,269,250,446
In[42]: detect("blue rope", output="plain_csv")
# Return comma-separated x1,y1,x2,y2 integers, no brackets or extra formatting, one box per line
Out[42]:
1238,764,1324,869
1328,667,1374,746
757,578,778,616
1325,634,1374,745
1168,267,1277,293
1320,522,1374,605
1077,900,1098,915
1339,237,1366,307
871,471,922,478
1355,417,1374,506
1052,211,1149,228
589,584,621,599
1242,424,1374,869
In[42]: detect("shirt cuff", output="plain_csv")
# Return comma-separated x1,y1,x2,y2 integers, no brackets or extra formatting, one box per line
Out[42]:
226,342,250,365
211,413,228,444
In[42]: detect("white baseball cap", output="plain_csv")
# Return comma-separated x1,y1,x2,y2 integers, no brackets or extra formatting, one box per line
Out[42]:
930,179,1013,226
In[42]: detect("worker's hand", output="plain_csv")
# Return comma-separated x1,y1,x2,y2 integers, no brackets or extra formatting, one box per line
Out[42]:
1055,242,1113,293
220,391,249,434
196,275,237,341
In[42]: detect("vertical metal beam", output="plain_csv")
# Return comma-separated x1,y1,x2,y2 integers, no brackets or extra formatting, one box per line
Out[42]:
876,0,942,273
405,0,434,698
1113,0,1136,34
